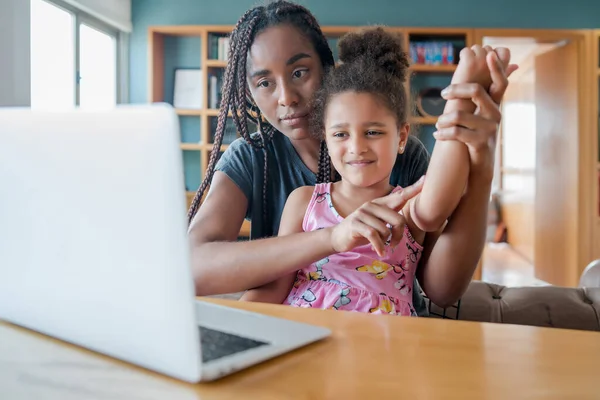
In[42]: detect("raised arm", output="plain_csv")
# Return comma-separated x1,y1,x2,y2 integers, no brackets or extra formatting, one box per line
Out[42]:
410,46,498,232
239,186,314,303
416,49,517,307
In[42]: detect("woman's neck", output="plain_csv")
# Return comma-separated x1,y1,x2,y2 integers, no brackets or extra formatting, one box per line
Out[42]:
288,136,321,174
332,178,394,217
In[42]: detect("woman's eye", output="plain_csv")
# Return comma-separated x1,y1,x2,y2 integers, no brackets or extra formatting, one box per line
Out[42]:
257,80,271,88
292,69,308,79
333,132,347,138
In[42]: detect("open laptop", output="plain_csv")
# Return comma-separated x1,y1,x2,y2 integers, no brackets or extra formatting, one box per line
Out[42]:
0,103,330,383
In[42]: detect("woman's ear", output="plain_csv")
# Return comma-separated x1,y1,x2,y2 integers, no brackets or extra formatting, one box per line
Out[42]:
398,123,410,154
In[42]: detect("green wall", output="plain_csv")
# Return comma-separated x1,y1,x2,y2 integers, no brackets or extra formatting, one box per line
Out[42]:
129,0,599,190
130,0,600,103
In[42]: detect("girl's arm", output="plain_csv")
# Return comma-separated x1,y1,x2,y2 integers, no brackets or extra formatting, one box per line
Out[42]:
188,173,335,296
239,186,314,303
414,50,516,308
409,46,497,233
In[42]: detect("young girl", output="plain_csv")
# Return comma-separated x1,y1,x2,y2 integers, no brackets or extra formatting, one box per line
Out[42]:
240,27,494,315
187,0,515,313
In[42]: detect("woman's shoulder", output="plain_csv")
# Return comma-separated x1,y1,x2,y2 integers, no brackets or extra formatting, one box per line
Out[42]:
220,132,289,158
403,135,430,160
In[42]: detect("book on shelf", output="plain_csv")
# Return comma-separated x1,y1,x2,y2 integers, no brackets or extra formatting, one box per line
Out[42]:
208,70,225,109
209,34,230,61
409,41,455,65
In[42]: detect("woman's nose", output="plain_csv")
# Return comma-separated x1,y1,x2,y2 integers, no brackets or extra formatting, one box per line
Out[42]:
277,81,300,107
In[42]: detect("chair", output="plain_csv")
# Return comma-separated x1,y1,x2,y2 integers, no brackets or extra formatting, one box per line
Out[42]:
579,259,600,288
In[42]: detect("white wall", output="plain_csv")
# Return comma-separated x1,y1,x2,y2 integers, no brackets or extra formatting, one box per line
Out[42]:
0,0,31,107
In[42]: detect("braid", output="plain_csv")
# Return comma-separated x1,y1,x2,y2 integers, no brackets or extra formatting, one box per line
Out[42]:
187,10,259,224
187,1,336,230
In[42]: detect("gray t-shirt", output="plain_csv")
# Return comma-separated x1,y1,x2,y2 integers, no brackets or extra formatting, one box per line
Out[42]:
215,132,431,316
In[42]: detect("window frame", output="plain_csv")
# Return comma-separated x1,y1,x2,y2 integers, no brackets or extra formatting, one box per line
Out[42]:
31,0,128,105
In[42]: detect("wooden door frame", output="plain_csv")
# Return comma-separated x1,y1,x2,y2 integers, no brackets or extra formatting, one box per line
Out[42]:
593,30,600,265
472,29,594,283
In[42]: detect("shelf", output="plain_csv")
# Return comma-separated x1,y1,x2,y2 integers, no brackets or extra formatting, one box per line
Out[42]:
180,143,203,151
204,143,229,152
206,59,228,68
149,26,204,36
410,64,457,73
411,116,438,125
176,109,203,116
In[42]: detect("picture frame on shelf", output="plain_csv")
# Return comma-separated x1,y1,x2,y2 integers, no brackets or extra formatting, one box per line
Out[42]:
173,68,203,109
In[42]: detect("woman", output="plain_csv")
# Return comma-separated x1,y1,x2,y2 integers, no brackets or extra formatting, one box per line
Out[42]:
187,1,516,313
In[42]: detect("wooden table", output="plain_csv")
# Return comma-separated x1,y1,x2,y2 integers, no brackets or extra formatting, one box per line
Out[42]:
2,298,600,399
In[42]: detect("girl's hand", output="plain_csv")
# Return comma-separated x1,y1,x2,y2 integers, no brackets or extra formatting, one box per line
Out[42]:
451,45,498,89
328,177,425,257
434,48,518,182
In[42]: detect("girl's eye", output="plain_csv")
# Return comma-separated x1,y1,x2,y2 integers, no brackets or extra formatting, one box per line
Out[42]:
367,130,382,136
333,132,347,138
292,69,308,79
257,80,271,89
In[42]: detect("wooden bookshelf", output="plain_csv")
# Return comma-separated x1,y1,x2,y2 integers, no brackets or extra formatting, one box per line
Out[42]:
148,25,472,239
410,64,457,73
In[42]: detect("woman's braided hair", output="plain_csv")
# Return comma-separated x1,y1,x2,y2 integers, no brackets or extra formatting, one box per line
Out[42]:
187,0,336,226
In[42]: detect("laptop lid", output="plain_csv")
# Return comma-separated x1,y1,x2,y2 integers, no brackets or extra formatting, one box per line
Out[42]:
0,104,202,382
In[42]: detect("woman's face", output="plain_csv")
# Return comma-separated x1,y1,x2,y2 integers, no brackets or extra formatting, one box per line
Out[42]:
246,24,324,141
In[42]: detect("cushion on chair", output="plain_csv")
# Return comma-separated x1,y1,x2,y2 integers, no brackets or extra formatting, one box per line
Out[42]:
428,281,600,331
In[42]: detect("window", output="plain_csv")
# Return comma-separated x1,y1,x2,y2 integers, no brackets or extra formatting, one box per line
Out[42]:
30,0,120,110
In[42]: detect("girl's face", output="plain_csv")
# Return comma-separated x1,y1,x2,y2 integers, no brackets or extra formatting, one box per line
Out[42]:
246,24,324,141
325,91,409,188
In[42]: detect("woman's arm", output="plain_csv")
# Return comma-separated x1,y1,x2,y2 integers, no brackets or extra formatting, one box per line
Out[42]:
188,173,335,296
239,186,314,303
410,46,499,232
416,49,517,307
190,172,425,296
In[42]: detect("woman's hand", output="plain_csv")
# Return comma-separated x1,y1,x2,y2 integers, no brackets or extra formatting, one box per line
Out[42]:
434,48,518,182
328,177,424,257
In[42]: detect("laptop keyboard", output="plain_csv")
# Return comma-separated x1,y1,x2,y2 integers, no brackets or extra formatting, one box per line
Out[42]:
199,326,269,363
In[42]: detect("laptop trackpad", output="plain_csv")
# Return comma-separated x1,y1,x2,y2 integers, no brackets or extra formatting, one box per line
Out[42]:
198,326,269,363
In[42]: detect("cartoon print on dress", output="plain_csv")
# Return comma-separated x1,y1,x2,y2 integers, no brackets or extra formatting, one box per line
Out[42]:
328,278,349,287
356,260,392,279
369,294,396,314
296,288,317,307
332,288,351,310
315,191,329,204
308,257,329,281
394,273,412,296
391,259,409,274
406,243,421,263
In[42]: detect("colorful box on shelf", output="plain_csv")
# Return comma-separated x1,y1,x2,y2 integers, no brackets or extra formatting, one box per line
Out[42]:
410,41,455,65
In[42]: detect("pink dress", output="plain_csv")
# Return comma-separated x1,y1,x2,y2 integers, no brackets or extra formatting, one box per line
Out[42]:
283,182,423,316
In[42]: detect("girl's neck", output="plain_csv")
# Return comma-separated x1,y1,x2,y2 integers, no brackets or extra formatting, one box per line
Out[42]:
288,136,321,174
332,178,394,216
